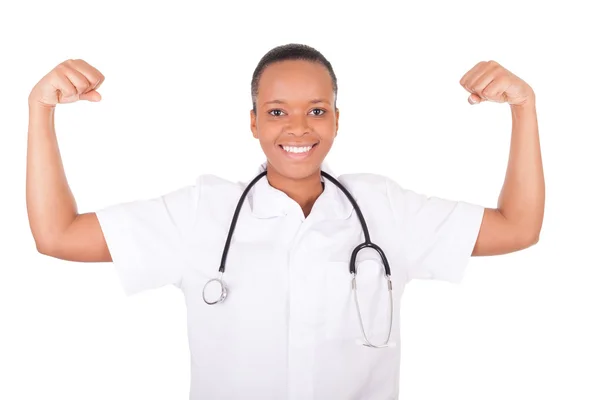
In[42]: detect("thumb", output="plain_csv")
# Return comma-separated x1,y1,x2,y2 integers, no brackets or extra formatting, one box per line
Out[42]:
468,93,483,105
80,90,102,102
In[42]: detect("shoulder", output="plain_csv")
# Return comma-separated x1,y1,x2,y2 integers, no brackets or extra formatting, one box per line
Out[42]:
193,173,249,210
152,173,244,212
195,173,245,193
337,172,403,201
337,172,389,189
335,173,403,219
337,172,444,221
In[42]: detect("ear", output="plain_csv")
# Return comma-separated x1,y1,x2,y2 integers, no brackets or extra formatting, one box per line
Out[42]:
250,109,258,139
334,108,340,138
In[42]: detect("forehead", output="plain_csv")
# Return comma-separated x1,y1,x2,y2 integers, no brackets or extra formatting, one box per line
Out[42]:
257,60,334,102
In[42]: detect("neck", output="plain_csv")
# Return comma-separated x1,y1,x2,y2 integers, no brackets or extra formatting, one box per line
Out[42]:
266,163,324,217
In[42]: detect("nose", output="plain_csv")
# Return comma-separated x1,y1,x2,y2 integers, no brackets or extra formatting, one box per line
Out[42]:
285,113,311,137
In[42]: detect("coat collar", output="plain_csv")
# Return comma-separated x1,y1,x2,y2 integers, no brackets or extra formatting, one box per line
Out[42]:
248,161,354,220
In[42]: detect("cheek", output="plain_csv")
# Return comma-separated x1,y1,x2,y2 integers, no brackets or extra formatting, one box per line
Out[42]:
258,138,275,156
316,140,333,156
256,117,336,141
316,117,337,135
255,125,279,143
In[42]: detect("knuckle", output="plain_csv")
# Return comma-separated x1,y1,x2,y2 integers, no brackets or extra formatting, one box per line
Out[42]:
56,63,70,74
51,67,65,79
62,88,76,97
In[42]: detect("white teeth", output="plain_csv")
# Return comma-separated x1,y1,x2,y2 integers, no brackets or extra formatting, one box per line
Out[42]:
282,145,313,153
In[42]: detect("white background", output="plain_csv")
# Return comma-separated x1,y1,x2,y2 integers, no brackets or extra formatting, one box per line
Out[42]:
1,0,599,399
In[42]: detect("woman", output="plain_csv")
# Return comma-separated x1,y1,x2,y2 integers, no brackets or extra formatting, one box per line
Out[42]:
26,43,544,399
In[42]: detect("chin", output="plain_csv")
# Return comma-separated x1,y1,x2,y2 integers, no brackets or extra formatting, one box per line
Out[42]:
267,158,323,181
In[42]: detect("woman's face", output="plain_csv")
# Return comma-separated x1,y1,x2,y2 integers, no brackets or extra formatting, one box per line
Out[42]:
250,60,339,180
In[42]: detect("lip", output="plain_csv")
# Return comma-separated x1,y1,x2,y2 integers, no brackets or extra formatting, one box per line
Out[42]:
278,143,319,160
278,142,318,147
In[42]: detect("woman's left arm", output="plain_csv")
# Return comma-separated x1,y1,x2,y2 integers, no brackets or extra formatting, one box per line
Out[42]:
459,60,545,256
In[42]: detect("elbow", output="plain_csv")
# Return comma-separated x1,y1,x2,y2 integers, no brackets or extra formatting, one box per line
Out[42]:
34,234,60,257
526,233,540,248
35,238,54,256
31,220,71,257
518,227,541,249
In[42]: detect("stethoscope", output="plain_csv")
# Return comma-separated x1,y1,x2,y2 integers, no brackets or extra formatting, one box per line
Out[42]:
202,170,394,348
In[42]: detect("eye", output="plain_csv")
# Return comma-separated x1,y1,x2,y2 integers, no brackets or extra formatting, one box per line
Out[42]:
310,108,326,116
268,109,285,117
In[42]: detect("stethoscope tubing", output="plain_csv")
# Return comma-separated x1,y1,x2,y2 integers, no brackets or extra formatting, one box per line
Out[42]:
204,169,394,348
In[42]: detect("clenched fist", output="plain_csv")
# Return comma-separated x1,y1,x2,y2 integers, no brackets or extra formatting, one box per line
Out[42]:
28,59,105,108
459,60,534,107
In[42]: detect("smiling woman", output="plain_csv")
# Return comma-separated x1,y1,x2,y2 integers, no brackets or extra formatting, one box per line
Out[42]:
26,42,544,400
249,48,340,210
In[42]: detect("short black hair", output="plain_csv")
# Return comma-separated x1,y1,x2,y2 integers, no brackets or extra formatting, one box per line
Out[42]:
251,43,338,113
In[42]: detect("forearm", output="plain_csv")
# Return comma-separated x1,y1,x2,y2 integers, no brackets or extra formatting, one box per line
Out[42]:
26,102,78,251
497,95,545,242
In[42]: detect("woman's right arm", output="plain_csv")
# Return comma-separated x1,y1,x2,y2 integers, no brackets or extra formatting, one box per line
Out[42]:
26,59,110,262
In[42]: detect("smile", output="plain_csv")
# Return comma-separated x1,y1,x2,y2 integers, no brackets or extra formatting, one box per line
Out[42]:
278,143,319,159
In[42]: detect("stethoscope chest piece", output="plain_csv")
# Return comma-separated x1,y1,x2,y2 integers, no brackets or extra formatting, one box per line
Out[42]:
203,273,228,305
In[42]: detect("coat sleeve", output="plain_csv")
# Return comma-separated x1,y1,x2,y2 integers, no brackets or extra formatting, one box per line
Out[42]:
95,178,201,296
386,177,484,283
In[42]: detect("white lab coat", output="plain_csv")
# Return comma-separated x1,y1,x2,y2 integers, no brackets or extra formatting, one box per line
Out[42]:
96,162,484,400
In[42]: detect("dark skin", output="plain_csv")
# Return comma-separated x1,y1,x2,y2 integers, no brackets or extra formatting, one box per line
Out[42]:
26,58,542,264
250,60,339,217
249,58,545,259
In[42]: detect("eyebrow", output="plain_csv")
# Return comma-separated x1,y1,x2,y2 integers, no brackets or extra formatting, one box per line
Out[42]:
263,99,330,106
